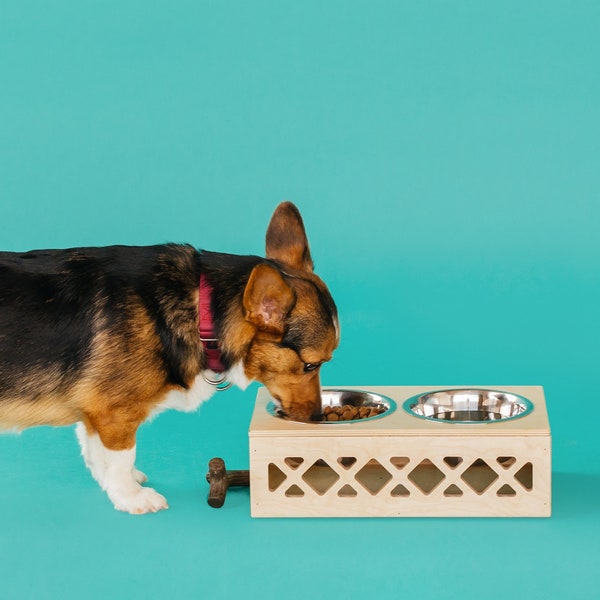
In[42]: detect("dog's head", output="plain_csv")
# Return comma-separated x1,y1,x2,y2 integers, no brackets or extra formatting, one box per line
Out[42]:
242,202,339,422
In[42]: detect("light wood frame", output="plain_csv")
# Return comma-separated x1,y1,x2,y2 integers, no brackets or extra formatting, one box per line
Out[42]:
249,386,551,518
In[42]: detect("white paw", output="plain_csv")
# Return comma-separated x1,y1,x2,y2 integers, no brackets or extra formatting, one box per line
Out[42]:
133,468,148,484
111,486,169,515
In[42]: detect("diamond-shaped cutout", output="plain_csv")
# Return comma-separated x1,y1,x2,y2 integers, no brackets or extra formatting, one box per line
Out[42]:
337,457,357,470
514,462,533,490
443,484,463,497
443,457,463,469
390,484,410,497
408,459,445,494
268,463,287,491
285,484,304,497
390,456,410,470
497,484,517,497
497,456,516,469
284,457,304,470
338,484,358,497
461,459,499,494
301,459,340,495
355,459,392,495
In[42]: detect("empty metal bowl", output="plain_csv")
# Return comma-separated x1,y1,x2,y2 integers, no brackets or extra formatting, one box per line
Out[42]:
403,388,534,423
267,389,396,423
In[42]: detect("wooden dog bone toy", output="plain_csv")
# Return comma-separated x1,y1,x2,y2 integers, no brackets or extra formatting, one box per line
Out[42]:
206,457,250,508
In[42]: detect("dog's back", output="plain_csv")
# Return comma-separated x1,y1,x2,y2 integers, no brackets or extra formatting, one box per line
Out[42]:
0,244,202,429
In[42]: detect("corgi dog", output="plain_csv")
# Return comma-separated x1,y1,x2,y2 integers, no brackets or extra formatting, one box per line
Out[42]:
0,202,339,514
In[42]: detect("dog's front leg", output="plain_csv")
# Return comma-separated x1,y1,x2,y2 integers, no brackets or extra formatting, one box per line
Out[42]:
76,423,148,485
76,420,168,514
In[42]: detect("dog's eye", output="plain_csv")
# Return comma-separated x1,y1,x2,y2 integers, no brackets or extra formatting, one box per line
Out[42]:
303,362,320,373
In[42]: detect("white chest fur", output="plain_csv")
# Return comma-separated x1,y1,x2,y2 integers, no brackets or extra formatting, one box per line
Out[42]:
152,362,251,417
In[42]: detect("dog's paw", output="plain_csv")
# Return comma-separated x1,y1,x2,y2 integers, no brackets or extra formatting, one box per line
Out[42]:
133,468,148,484
111,486,169,515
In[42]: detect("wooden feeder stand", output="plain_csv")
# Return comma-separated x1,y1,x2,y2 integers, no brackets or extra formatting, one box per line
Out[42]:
246,386,551,518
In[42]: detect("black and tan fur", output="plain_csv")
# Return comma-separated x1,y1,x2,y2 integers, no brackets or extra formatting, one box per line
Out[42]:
0,202,338,513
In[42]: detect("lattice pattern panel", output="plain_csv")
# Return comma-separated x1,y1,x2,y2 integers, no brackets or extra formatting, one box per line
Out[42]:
267,455,534,500
250,435,551,517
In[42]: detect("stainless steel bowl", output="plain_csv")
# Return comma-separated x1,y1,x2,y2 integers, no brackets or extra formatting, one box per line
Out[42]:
267,389,396,423
403,389,534,423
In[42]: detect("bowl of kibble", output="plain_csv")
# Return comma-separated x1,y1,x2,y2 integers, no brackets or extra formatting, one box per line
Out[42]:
267,389,396,423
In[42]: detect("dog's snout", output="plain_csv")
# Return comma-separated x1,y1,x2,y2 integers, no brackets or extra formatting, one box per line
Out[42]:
281,395,322,423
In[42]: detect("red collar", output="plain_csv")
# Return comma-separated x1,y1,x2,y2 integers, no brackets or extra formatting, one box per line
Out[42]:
198,273,227,373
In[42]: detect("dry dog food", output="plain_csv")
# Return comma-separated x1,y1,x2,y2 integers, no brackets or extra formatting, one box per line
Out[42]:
320,404,386,422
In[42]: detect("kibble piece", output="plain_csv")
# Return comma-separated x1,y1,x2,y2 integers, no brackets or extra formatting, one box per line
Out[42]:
343,407,357,420
326,412,339,421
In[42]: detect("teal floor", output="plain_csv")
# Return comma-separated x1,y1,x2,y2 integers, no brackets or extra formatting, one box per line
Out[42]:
1,382,599,600
2,2,600,598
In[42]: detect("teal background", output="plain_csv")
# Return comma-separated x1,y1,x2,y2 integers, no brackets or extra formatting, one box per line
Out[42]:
1,1,599,598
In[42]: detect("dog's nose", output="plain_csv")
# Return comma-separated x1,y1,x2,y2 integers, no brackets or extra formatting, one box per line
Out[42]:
310,402,322,421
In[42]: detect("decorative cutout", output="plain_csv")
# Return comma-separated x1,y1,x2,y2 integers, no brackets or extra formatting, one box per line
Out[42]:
443,457,463,469
285,484,304,497
408,459,445,494
337,457,357,469
497,456,517,469
390,484,410,497
284,457,304,470
355,459,393,495
268,463,287,492
302,460,340,495
390,456,410,470
497,484,517,497
461,459,498,494
443,484,463,497
514,462,533,490
338,484,358,497
271,452,536,509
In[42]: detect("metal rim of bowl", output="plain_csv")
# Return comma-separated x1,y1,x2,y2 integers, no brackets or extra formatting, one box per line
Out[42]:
266,388,397,424
402,388,534,424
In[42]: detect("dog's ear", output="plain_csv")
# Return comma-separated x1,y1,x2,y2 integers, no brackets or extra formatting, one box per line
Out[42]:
243,264,296,337
266,201,314,272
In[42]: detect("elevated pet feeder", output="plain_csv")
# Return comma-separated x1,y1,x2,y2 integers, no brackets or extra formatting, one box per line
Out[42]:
246,386,551,517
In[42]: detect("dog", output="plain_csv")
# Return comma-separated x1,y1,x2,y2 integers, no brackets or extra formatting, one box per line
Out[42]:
0,202,339,514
